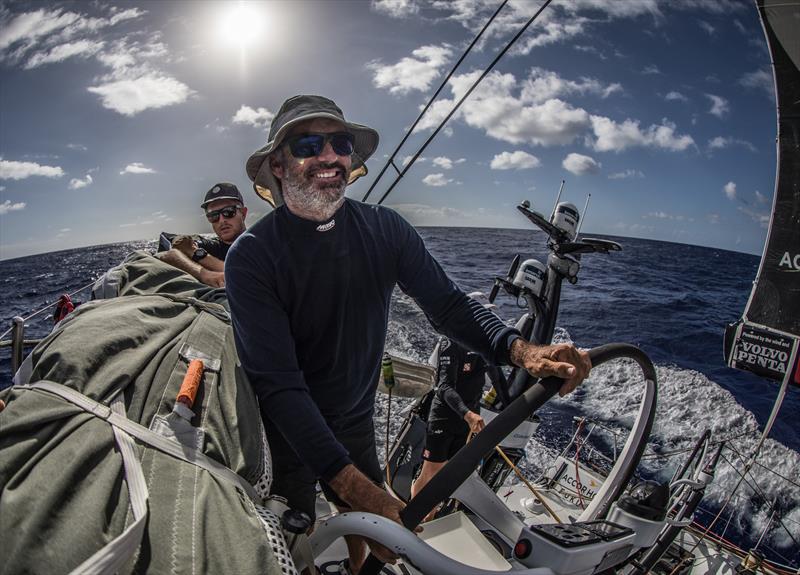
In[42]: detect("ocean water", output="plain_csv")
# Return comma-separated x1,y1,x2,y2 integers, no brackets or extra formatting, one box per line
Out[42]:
1,228,798,567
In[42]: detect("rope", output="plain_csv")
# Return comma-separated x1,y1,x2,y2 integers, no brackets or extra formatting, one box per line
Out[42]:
573,418,586,509
494,445,561,523
385,387,393,484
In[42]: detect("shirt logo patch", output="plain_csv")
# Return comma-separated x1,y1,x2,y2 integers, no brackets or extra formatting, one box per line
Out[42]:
316,219,335,232
463,362,473,373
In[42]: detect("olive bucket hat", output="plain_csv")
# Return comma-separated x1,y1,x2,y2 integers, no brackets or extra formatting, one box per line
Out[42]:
245,94,379,208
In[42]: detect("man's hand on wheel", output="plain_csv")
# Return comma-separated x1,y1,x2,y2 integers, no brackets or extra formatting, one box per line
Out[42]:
510,339,591,396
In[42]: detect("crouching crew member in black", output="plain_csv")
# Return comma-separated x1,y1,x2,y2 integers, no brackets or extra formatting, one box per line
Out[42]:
411,324,505,517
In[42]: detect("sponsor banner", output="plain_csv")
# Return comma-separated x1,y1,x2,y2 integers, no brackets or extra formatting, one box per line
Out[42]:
728,323,799,384
551,456,604,506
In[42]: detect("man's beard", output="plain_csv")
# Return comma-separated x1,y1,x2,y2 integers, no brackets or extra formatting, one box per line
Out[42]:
282,161,348,221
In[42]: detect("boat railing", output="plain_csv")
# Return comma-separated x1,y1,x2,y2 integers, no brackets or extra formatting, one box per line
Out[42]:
0,279,96,376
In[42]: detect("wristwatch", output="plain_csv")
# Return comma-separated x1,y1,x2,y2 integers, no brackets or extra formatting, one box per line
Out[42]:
191,247,208,262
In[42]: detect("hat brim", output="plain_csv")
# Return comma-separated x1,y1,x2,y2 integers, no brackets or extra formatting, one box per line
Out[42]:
200,195,244,209
245,112,379,207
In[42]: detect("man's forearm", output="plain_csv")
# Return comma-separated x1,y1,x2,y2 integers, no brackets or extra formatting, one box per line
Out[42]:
156,249,205,280
329,464,404,521
156,250,225,287
200,254,225,272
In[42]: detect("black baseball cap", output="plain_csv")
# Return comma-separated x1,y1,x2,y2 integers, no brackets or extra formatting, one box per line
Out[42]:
201,182,243,209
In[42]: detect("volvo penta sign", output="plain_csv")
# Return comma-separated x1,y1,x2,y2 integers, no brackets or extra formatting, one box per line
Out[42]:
725,322,800,385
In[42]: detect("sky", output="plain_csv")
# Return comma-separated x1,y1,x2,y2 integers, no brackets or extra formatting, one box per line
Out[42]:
0,0,779,260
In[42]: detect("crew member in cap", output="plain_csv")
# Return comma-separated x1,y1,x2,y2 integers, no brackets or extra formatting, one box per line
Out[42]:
158,182,248,287
225,95,590,574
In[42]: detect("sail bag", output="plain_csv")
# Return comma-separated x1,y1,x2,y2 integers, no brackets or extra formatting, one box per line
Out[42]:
0,252,293,575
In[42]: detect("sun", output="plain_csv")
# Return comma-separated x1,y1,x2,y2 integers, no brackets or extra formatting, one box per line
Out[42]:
218,2,264,49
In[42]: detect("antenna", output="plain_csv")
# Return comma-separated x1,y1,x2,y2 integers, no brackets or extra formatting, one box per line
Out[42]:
575,193,591,239
551,179,565,220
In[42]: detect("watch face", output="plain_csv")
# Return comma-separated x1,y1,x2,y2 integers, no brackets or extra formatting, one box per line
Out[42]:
192,248,208,261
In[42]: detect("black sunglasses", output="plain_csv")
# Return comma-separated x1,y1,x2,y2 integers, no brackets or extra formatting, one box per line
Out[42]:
285,132,355,159
206,205,242,223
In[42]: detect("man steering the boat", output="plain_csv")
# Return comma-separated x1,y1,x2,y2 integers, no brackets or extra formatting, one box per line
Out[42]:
225,94,591,574
157,182,248,287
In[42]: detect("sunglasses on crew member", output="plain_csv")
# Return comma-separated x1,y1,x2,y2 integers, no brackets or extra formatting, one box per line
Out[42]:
285,132,355,159
206,205,242,223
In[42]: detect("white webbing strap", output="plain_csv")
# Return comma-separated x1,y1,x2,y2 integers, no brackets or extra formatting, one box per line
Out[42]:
69,394,149,575
17,381,258,500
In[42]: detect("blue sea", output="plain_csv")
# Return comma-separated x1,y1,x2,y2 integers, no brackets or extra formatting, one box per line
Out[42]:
1,228,798,568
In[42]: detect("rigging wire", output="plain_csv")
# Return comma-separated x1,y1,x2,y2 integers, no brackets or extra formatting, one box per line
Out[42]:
0,279,96,341
721,448,800,549
372,0,555,206
362,0,510,203
674,445,800,575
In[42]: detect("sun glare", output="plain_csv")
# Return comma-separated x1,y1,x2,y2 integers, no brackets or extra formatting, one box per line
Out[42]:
219,2,264,48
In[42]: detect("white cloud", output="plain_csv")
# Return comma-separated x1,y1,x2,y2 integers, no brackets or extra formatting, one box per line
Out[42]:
738,206,770,227
706,213,720,224
87,74,193,116
369,44,453,95
706,94,729,118
642,65,661,75
0,200,26,215
402,155,426,167
0,9,80,59
416,68,693,155
0,6,145,67
739,69,773,97
120,162,155,175
24,39,104,68
59,228,71,232
608,169,644,179
724,181,737,200
562,153,600,175
417,70,593,145
644,211,688,221
422,173,452,187
232,105,275,128
0,5,190,118
371,0,418,17
707,136,756,152
431,156,464,170
698,20,715,35
521,67,622,104
0,159,64,179
574,45,607,60
431,1,662,57
66,143,87,151
755,190,768,204
68,174,93,189
590,116,694,152
664,91,688,102
490,151,540,170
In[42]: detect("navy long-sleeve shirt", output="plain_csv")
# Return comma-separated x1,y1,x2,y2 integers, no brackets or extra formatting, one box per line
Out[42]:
429,337,504,430
225,198,520,481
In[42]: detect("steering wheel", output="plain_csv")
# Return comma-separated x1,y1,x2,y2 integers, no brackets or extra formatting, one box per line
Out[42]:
359,343,657,575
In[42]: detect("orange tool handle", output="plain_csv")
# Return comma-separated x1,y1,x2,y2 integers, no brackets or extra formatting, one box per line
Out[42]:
177,359,204,408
